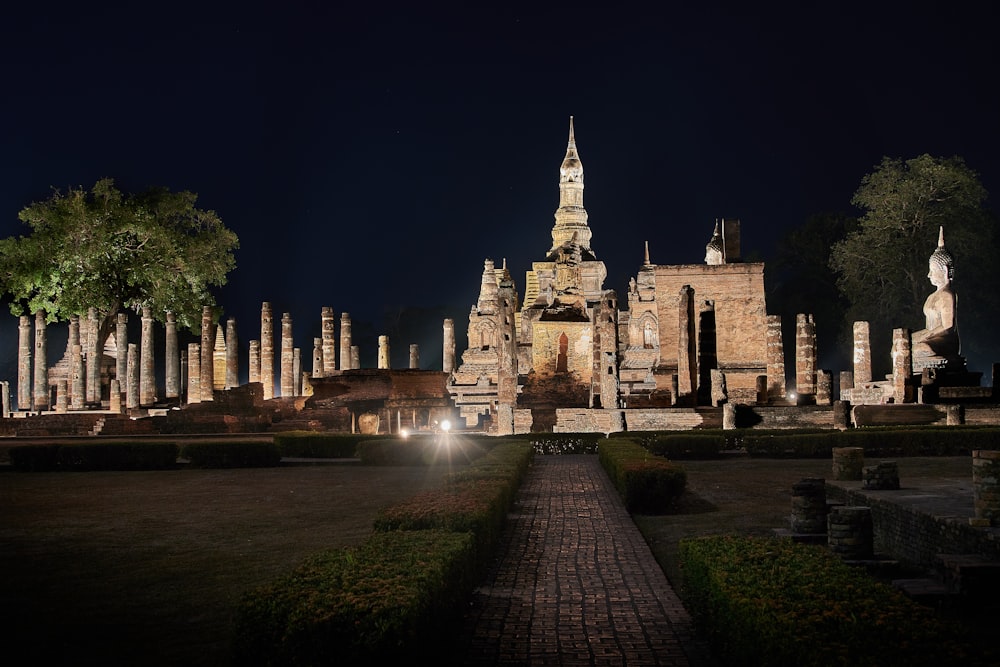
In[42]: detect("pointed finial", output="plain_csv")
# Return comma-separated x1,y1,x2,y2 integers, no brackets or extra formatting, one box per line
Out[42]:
938,226,946,247
568,116,575,147
643,240,650,266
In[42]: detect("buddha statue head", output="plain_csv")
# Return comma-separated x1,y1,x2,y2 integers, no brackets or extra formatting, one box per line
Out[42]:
928,226,954,287
705,220,724,265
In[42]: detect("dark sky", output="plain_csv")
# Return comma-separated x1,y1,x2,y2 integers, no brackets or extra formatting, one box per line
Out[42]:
1,3,998,374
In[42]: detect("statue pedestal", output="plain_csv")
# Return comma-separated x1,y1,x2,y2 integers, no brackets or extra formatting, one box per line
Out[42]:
916,361,983,403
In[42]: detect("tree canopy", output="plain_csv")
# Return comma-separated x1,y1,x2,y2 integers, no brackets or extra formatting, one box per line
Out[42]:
829,154,998,370
0,178,238,340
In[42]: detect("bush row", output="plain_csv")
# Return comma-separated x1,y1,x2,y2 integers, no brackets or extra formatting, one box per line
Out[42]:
637,433,726,459
679,535,989,666
272,430,371,458
598,438,686,514
528,433,604,455
10,442,179,471
742,427,1000,458
179,441,282,468
232,438,535,665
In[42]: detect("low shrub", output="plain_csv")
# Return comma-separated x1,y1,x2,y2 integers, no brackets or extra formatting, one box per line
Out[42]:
180,441,281,468
598,439,686,513
10,442,178,471
10,444,63,471
641,433,725,459
272,431,365,458
679,535,986,666
529,433,602,455
742,427,1000,458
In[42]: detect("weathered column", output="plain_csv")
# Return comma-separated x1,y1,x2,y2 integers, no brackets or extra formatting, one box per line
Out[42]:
56,379,69,413
816,370,832,405
409,344,419,369
17,315,32,411
351,345,360,370
766,314,786,402
312,338,324,379
790,478,827,534
973,450,1000,526
179,349,187,401
226,318,239,389
378,335,390,369
71,349,85,411
200,306,214,401
891,328,912,404
839,371,854,397
710,368,727,407
1,381,10,418
832,447,864,481
67,315,81,408
280,312,294,397
443,318,456,373
827,506,873,559
213,325,226,391
723,402,736,430
33,310,48,410
293,347,301,396
140,307,155,406
321,307,336,377
165,311,180,399
116,312,128,385
795,313,817,400
340,312,353,370
676,285,697,406
833,399,850,430
260,303,274,399
249,340,260,384
86,307,100,404
109,378,122,414
852,321,872,385
187,342,201,404
126,343,139,410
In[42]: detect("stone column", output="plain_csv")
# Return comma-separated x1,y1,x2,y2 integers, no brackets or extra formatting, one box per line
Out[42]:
409,344,419,369
350,345,360,370
313,338,324,379
116,312,128,385
187,342,201,404
293,347,301,396
1,381,10,418
109,378,122,414
56,379,68,413
378,335,390,369
126,343,139,410
86,308,100,404
33,310,48,410
213,325,226,391
722,402,736,430
17,315,32,411
852,321,872,385
765,314,785,402
165,311,179,399
443,318,456,373
179,349,187,401
140,307,155,406
260,302,274,399
321,307,336,377
68,315,81,408
891,328,912,404
839,371,854,397
676,285,697,406
710,368,727,407
280,312,294,397
795,313,817,400
200,306,214,402
340,312,352,370
226,318,239,389
72,349,85,411
973,450,1000,526
249,340,260,384
816,370,832,405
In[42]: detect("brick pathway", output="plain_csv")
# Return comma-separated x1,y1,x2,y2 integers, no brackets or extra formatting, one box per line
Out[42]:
450,455,714,666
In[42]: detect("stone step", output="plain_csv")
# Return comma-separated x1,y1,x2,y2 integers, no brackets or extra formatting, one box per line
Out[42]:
892,577,958,608
935,553,1000,597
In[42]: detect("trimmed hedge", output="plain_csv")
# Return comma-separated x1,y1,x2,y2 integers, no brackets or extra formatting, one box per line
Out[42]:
639,433,725,459
180,441,281,468
743,427,1000,458
272,431,367,458
680,535,989,666
355,435,494,466
9,442,179,471
528,433,603,455
598,439,686,513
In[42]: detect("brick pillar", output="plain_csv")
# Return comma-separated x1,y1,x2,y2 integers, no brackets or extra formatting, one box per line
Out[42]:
340,312,352,370
109,378,122,414
86,307,100,404
165,311,180,399
892,328,912,404
213,325,226,391
126,343,139,410
313,338,324,379
33,310,48,410
409,344,419,369
676,285,697,406
179,349,187,402
765,314,785,402
280,312,293,397
839,371,854,397
116,312,128,386
443,318,456,373
293,347,301,396
140,307,155,406
378,335,390,369
795,313,817,400
852,321,872,385
321,307,336,377
226,318,239,389
1,381,10,417
816,370,832,405
56,379,69,413
17,315,32,411
249,340,260,384
351,345,360,370
187,342,201,404
200,306,214,401
260,302,274,399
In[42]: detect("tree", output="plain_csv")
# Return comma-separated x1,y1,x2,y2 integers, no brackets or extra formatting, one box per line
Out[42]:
0,178,239,347
829,154,998,372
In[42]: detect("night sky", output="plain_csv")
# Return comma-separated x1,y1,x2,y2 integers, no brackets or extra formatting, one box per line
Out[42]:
1,3,998,378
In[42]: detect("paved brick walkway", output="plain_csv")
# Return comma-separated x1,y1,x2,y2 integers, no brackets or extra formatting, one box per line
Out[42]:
450,455,714,666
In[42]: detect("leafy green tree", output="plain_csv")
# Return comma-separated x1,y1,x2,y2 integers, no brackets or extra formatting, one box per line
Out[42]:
0,178,238,346
829,154,998,372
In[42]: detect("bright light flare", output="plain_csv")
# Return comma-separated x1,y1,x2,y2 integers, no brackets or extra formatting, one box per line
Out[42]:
440,420,452,432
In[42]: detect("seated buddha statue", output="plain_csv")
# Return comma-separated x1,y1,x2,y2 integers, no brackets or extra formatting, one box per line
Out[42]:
911,227,961,370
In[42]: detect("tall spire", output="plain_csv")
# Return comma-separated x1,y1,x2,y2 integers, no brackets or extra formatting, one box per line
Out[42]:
550,116,592,256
